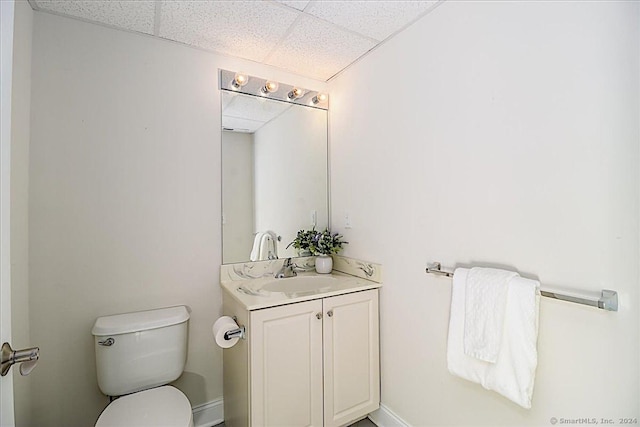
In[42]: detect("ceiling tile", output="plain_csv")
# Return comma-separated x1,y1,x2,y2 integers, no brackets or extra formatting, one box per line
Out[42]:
33,0,439,82
159,1,300,63
305,0,438,41
265,14,376,81
275,0,310,11
34,0,156,34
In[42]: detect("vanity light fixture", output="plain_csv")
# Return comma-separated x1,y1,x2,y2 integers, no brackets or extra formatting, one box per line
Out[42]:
260,81,279,95
232,72,249,89
311,93,328,105
287,87,305,100
220,70,328,111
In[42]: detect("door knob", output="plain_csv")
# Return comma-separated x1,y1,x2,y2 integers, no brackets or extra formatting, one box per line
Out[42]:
1,342,39,377
327,310,333,317
316,312,322,320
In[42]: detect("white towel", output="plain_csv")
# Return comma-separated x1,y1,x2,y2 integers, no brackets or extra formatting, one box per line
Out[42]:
250,232,265,262
464,267,518,363
448,268,540,408
258,233,275,260
265,231,278,260
252,230,278,261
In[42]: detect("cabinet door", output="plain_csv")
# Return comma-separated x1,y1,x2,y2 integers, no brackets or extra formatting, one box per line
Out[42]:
323,290,380,427
250,299,324,427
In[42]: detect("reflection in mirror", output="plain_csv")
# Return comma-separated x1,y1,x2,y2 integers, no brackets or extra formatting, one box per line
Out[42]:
222,91,328,264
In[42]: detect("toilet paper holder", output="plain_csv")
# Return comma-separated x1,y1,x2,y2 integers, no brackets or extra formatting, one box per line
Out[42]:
224,317,246,341
1,342,39,376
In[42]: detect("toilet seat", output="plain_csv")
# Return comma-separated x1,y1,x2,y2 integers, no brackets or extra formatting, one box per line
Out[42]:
95,386,193,427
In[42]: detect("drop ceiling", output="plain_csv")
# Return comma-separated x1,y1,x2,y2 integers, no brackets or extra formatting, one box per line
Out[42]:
29,0,442,81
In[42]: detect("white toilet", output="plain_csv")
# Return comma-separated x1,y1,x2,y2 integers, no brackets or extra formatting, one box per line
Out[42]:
91,305,194,427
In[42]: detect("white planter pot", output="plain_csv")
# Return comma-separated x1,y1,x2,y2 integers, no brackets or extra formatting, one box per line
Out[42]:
315,255,333,274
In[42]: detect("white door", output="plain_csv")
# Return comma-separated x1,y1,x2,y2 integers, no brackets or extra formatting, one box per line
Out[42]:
250,299,324,427
323,290,380,427
0,0,16,425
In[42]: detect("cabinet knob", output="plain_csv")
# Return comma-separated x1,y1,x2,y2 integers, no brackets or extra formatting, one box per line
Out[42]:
316,312,322,320
327,310,333,317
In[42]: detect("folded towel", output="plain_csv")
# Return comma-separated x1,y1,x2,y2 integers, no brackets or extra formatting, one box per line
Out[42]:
448,268,540,408
464,267,518,363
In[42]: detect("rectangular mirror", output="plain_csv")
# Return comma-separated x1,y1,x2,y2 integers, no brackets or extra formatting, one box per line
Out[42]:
221,91,329,264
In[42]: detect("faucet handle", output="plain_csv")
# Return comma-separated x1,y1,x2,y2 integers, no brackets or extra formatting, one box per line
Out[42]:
274,257,297,278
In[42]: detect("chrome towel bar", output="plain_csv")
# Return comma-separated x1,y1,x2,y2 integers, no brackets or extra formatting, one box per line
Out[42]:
425,262,618,312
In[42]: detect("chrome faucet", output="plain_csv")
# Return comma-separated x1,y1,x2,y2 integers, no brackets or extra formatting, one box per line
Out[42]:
275,258,297,278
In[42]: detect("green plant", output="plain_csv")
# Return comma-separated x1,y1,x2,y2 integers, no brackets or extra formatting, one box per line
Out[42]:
286,228,317,253
310,228,348,255
287,228,348,256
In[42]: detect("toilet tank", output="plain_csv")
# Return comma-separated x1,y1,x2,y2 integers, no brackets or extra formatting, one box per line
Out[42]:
92,306,190,397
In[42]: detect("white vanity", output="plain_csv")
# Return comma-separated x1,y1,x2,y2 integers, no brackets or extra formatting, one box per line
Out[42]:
220,262,381,427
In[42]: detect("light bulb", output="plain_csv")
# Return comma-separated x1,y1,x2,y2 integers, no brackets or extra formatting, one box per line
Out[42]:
287,87,305,100
261,81,279,95
232,72,249,89
312,93,328,105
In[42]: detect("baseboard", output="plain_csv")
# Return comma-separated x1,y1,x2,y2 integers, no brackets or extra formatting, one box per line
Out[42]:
368,404,410,427
192,398,224,427
191,398,408,427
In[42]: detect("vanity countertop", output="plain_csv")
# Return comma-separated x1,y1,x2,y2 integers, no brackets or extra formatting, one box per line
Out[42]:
220,271,381,311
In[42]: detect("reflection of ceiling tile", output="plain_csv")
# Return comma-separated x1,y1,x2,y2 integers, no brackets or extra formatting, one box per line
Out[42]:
224,94,292,124
265,14,376,81
31,0,443,82
34,0,156,34
159,1,299,62
221,91,238,112
306,0,438,41
222,92,294,133
222,116,264,133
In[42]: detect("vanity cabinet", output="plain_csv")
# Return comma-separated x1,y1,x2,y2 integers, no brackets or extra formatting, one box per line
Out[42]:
222,288,380,427
250,299,324,426
321,290,380,427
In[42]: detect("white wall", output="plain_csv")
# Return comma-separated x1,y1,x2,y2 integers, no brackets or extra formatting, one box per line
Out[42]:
28,12,326,426
254,105,328,257
222,131,254,263
10,1,33,425
329,2,639,425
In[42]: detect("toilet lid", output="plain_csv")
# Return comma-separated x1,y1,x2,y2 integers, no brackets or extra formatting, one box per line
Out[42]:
96,386,193,427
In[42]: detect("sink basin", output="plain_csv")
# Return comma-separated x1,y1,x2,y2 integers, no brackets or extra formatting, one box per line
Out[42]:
261,275,338,294
239,274,347,297
227,272,380,310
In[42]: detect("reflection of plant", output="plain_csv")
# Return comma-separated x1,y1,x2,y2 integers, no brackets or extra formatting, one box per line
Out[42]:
286,228,317,253
287,228,348,256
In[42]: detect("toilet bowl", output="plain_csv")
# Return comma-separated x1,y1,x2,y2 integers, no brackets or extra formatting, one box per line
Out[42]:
96,386,193,427
92,306,192,427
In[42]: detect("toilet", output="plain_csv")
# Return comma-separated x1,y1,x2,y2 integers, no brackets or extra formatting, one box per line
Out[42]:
91,305,193,427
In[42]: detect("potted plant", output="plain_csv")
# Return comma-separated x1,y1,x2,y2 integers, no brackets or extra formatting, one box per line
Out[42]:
286,228,317,257
287,228,348,273
310,229,348,274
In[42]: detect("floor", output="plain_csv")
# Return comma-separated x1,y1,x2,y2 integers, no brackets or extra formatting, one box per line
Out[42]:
350,417,377,427
215,417,376,426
